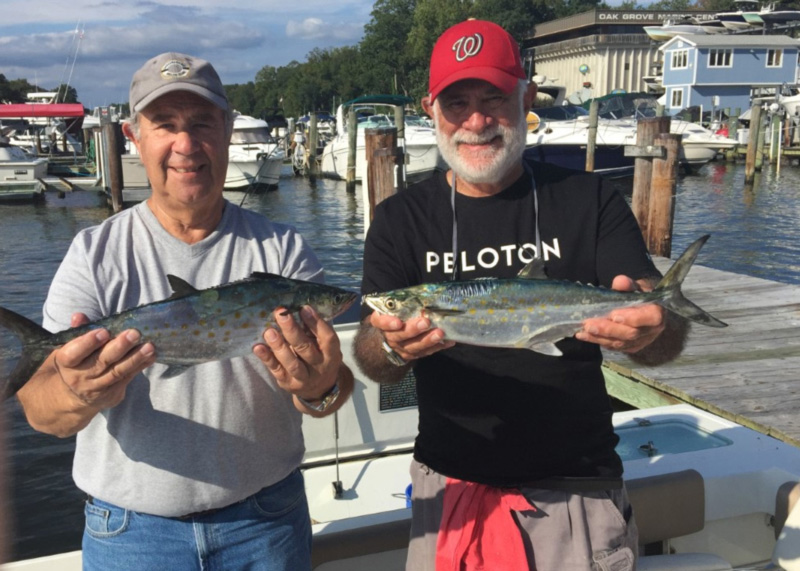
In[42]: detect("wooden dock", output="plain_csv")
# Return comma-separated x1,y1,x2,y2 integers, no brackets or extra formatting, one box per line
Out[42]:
603,259,800,448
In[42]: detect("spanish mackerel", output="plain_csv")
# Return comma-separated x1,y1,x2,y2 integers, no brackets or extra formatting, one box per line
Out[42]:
0,272,358,400
364,235,726,357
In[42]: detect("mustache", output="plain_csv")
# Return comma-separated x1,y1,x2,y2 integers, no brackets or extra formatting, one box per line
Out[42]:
452,126,503,145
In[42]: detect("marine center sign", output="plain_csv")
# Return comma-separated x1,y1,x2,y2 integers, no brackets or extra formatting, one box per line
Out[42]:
597,10,717,23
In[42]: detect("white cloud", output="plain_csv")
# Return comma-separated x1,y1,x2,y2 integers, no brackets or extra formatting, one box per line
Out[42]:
286,17,363,41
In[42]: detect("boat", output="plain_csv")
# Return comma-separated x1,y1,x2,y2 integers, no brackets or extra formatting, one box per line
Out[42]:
644,19,709,42
120,113,285,192
225,113,284,192
716,0,764,31
0,136,48,202
758,3,800,26
318,95,446,184
0,94,85,158
523,102,737,176
3,324,800,571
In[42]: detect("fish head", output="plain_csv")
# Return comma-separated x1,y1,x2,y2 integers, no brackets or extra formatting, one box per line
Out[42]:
362,288,427,320
305,285,359,320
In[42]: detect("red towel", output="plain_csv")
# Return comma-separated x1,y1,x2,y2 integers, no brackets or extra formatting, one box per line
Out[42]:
436,477,535,571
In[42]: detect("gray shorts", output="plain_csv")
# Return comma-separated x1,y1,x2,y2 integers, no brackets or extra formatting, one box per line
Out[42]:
406,459,638,571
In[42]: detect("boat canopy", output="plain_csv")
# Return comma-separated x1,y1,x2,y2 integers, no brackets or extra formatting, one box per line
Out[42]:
342,94,414,108
0,103,85,119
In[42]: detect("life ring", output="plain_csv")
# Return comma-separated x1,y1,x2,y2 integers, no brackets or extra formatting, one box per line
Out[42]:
527,111,541,132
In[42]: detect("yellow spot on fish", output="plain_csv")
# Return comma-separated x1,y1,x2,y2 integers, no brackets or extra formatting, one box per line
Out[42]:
219,319,227,327
469,308,476,315
487,309,494,315
235,311,242,319
181,324,188,330
208,332,215,338
260,310,268,319
193,330,200,336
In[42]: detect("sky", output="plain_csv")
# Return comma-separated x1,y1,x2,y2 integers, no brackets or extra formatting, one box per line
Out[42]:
0,0,376,109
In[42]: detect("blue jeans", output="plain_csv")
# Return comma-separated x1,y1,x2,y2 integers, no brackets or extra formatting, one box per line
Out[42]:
82,469,311,571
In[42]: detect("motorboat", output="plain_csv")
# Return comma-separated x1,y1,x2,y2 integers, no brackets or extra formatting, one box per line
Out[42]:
0,136,48,202
0,93,85,158
318,95,446,184
716,0,763,31
120,113,285,191
758,3,800,26
644,19,709,42
225,113,284,192
523,103,737,176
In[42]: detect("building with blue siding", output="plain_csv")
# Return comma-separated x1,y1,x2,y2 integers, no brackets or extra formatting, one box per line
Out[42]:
660,35,800,115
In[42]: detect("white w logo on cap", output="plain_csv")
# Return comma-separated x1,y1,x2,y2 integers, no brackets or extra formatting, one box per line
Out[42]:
452,33,483,62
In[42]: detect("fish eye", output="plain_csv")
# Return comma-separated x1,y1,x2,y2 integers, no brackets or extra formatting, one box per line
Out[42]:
385,300,396,310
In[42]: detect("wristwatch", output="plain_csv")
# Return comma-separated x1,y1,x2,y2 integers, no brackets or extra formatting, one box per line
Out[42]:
381,340,408,367
297,382,340,412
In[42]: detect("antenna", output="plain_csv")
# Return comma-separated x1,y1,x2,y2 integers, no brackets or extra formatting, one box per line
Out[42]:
56,21,84,103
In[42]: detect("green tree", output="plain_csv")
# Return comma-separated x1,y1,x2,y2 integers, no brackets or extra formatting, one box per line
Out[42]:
360,0,416,95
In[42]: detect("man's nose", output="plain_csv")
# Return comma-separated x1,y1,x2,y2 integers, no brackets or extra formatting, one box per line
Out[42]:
173,130,200,153
462,108,493,132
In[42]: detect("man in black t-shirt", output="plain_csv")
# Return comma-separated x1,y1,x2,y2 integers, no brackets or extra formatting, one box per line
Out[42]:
353,20,689,571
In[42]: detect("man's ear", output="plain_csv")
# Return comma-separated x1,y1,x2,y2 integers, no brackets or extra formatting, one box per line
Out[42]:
523,82,538,111
421,96,433,118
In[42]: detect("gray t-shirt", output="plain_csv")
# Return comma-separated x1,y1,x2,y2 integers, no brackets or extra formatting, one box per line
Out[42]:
43,200,323,517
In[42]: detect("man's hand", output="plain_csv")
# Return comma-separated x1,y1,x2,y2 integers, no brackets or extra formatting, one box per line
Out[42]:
17,312,156,437
575,276,666,354
253,306,351,412
370,311,455,363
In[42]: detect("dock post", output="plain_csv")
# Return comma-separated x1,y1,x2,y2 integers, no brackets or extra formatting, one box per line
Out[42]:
646,133,681,258
585,100,599,172
726,108,740,162
770,115,781,164
745,104,762,184
345,110,357,193
364,127,399,234
755,111,767,171
394,106,407,191
631,116,671,238
308,112,318,180
103,122,125,212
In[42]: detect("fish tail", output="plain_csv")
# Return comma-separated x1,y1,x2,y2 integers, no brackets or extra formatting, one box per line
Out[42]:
0,307,54,400
653,235,728,328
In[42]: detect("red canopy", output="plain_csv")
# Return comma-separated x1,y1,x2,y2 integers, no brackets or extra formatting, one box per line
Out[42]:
0,103,85,119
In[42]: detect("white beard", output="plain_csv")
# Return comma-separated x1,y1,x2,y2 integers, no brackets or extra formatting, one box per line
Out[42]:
435,109,527,185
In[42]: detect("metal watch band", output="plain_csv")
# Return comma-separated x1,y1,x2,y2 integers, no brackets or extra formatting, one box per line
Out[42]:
381,340,408,367
297,382,340,412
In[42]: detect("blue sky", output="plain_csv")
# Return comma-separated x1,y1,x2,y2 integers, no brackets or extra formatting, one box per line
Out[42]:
0,0,375,109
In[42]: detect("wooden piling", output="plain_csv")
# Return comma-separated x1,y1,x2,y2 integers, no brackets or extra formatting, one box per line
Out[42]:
364,127,399,227
345,110,357,193
646,133,681,258
745,104,762,184
308,112,318,179
631,116,671,238
585,100,599,172
770,115,781,164
755,112,767,171
103,122,124,212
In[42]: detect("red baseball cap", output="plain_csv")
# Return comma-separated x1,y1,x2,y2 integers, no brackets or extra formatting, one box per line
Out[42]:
428,19,527,102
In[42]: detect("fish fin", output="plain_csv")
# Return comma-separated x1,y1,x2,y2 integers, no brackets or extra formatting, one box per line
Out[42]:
161,364,193,379
654,235,728,328
0,306,55,400
516,258,549,280
426,305,465,317
251,271,285,281
167,275,199,299
520,323,583,357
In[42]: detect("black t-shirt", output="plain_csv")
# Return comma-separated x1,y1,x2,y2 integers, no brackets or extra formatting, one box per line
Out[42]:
361,162,658,487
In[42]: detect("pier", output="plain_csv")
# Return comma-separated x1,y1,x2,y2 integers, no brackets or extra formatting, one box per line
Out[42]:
603,260,800,447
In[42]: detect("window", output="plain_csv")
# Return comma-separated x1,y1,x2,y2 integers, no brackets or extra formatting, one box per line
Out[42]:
671,49,689,69
708,49,732,67
671,89,684,108
767,49,783,67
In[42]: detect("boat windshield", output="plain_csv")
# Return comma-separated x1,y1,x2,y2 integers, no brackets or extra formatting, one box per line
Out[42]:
532,105,590,121
230,129,276,145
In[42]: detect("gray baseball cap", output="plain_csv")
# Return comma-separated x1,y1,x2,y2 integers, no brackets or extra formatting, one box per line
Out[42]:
129,52,229,113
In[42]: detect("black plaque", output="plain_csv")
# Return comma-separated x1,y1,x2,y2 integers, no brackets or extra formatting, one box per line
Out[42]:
379,371,418,411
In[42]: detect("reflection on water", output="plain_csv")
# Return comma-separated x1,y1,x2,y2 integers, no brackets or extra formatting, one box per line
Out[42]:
0,160,798,560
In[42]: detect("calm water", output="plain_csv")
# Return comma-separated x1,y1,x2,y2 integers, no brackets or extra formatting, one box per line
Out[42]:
1,160,798,561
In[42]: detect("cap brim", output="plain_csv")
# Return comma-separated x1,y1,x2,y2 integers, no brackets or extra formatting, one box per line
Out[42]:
429,67,521,101
133,83,229,113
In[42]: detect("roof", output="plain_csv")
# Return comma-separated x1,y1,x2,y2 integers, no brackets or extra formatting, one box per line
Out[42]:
0,103,85,119
660,34,800,51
